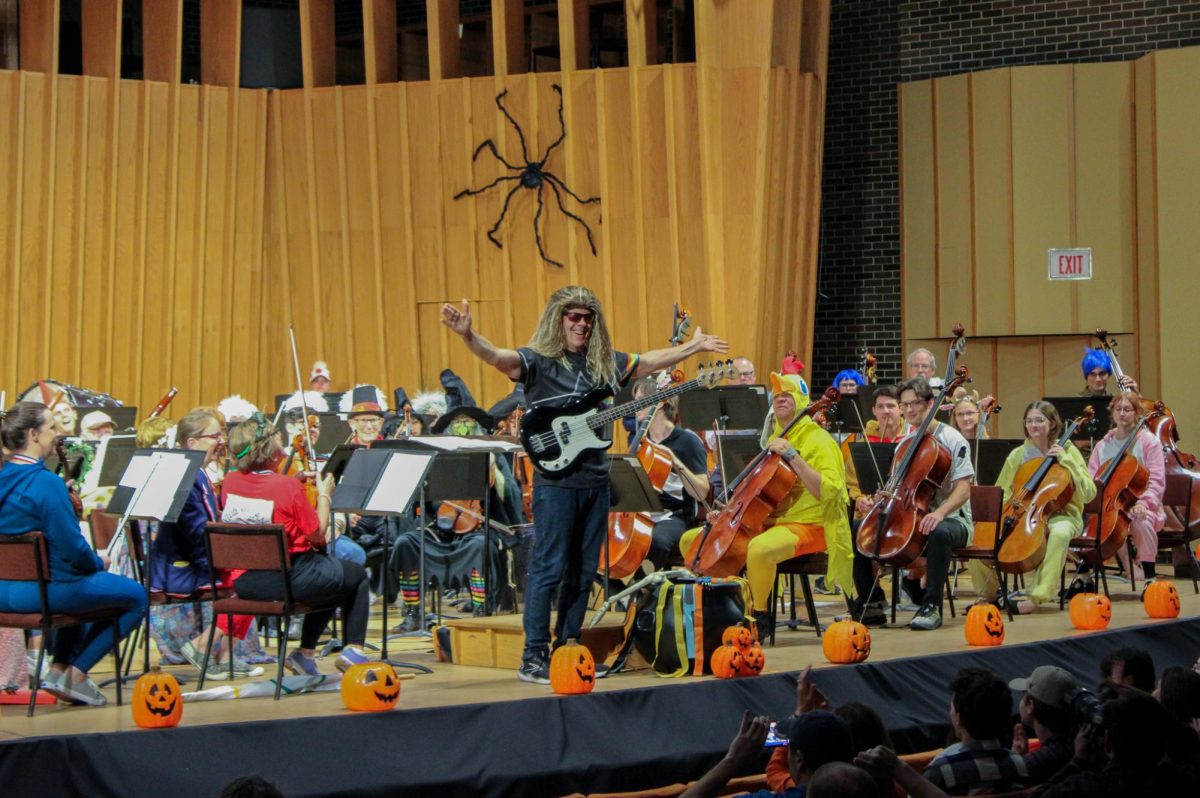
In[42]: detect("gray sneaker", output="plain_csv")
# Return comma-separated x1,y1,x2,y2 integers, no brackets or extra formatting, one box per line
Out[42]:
206,657,265,681
908,603,942,631
517,653,551,685
38,669,72,702
62,676,108,706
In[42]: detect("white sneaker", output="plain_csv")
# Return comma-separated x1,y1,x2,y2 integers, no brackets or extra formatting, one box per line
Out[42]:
27,652,52,684
63,676,108,707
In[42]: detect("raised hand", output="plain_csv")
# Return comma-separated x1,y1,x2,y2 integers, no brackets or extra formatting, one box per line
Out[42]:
690,327,729,355
440,299,473,337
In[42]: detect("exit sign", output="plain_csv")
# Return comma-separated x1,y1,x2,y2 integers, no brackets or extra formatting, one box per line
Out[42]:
1048,248,1092,281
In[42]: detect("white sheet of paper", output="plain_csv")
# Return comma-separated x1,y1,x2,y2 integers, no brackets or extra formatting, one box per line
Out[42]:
408,435,521,452
365,452,434,514
129,452,193,519
118,456,153,489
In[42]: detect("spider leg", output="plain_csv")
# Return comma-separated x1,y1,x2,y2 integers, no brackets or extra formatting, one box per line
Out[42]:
471,139,522,171
543,171,601,205
495,89,533,166
540,84,568,165
454,174,521,201
533,185,565,269
486,182,525,249
546,177,598,256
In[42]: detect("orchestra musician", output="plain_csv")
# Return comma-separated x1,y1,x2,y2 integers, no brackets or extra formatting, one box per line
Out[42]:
947,390,990,440
907,348,944,390
341,386,388,447
842,385,909,515
78,411,116,442
1086,392,1166,590
0,402,147,706
219,415,370,676
996,402,1097,615
831,369,866,396
1080,348,1137,397
730,357,757,385
309,361,333,393
441,285,727,685
629,378,710,571
679,372,853,634
851,378,974,630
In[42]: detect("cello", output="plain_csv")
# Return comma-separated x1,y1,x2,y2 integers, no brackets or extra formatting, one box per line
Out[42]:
995,406,1095,574
856,326,970,568
687,387,841,577
1079,414,1150,561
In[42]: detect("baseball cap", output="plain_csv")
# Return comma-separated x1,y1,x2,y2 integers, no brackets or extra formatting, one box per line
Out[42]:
776,710,854,768
80,410,116,431
1009,665,1078,709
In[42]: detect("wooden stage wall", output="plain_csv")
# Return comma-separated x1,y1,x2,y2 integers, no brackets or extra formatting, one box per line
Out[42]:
0,0,830,415
900,45,1200,441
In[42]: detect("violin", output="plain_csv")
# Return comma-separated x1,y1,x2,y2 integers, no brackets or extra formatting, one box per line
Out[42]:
687,387,841,577
995,406,1095,574
147,387,179,420
856,326,970,567
860,348,877,386
54,437,84,519
1079,415,1151,561
278,415,320,508
437,499,483,533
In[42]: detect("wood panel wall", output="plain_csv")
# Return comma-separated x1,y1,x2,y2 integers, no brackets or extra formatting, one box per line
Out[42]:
0,1,831,417
900,46,1200,444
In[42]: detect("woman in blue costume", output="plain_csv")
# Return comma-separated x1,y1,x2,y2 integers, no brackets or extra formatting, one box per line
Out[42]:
0,401,146,705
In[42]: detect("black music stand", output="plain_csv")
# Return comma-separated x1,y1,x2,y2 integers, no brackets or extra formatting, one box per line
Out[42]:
374,440,497,619
603,455,664,596
970,439,1023,487
709,433,761,502
849,442,896,497
103,449,205,683
833,394,876,434
678,385,769,433
1042,396,1112,441
331,446,435,673
92,435,138,488
321,444,363,481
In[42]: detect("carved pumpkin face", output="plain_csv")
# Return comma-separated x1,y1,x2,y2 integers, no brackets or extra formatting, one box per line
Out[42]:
1069,593,1112,630
340,662,401,711
550,640,595,695
132,667,183,728
740,643,766,676
965,603,1005,646
822,619,871,664
722,625,754,651
711,643,745,679
1144,580,1181,619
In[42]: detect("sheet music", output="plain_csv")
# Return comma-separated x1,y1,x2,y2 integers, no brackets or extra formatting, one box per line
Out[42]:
408,435,521,452
366,452,434,514
123,452,192,519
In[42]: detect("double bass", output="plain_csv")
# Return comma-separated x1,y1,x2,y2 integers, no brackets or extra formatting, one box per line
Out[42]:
687,387,841,577
1079,415,1150,561
856,326,970,567
995,407,1095,574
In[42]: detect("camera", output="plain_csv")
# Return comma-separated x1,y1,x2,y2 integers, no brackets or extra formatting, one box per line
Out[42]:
1064,686,1105,727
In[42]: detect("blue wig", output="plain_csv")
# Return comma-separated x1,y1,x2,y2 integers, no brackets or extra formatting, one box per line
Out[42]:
1081,348,1111,378
832,369,867,390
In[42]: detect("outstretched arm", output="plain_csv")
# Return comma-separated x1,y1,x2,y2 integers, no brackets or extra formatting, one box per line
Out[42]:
441,299,522,380
635,328,729,379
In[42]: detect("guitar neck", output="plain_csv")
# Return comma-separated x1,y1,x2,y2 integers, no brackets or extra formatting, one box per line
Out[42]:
587,378,705,429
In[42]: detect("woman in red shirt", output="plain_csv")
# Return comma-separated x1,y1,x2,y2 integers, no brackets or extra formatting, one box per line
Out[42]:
220,415,370,675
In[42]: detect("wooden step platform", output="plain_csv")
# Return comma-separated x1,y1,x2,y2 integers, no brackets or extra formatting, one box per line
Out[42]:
440,611,630,669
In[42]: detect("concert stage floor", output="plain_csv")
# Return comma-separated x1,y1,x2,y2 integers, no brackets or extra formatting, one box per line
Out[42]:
3,581,1199,797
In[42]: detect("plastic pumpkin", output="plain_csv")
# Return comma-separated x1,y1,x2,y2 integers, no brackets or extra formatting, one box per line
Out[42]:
740,642,766,676
340,662,401,711
132,666,183,728
1144,580,1181,619
1068,593,1112,630
711,644,746,679
721,625,754,651
550,639,595,695
964,603,1005,646
822,619,871,664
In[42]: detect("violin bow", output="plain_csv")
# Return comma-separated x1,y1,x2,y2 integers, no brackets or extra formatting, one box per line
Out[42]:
845,398,886,491
287,325,319,476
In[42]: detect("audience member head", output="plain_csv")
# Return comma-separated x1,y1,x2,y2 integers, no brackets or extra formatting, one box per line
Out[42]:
219,775,285,798
834,701,893,751
782,710,855,785
807,761,878,798
1100,647,1155,693
1010,665,1078,738
1155,666,1200,724
949,667,1012,743
1102,692,1171,767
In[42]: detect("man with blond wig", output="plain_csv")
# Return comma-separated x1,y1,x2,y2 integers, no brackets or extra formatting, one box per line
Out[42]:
442,286,728,684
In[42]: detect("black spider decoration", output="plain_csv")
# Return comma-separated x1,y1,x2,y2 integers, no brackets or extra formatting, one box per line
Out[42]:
454,84,600,269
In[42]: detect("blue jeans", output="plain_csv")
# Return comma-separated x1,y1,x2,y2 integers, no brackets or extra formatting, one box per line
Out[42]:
332,536,367,566
522,484,610,661
0,571,147,674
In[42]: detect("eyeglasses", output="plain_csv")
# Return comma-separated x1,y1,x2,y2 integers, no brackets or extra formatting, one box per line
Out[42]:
956,410,980,419
563,310,594,324
738,371,756,378
355,417,383,425
898,400,927,409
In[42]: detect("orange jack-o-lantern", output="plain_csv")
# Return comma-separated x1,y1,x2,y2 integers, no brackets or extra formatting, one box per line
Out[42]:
710,643,745,679
1069,593,1112,630
340,662,402,711
550,639,596,695
1144,580,1181,619
964,603,1005,646
740,642,766,676
822,619,871,664
722,625,754,651
132,666,183,728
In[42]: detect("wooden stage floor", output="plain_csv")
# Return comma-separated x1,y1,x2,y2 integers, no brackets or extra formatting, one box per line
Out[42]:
3,573,1197,741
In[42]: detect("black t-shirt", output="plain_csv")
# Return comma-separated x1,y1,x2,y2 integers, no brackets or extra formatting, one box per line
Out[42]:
517,346,637,489
656,425,708,523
